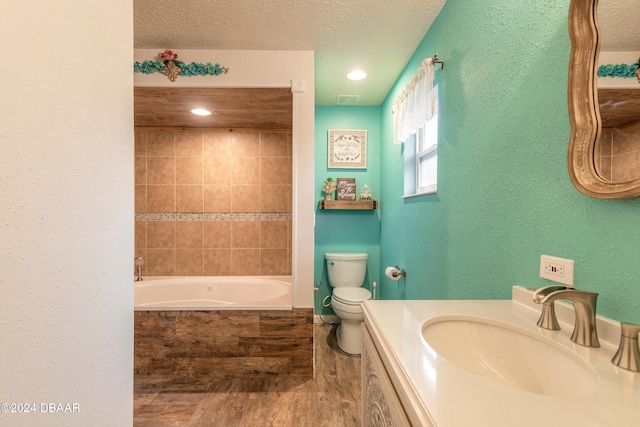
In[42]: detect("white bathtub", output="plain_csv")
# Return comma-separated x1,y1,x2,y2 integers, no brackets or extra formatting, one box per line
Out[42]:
134,276,292,311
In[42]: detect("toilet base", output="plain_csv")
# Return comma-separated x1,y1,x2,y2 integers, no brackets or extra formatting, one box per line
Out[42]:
335,319,364,355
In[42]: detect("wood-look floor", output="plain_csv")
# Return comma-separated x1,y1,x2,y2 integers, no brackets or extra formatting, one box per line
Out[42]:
134,324,362,426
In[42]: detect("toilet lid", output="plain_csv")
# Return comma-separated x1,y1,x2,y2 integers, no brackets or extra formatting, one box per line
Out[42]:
333,288,372,304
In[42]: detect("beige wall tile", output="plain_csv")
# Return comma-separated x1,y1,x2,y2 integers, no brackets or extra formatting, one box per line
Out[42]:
135,129,293,277
204,185,231,212
596,155,612,181
176,157,204,184
176,185,203,212
605,121,640,182
232,249,260,275
176,221,203,248
261,249,289,275
261,185,291,213
613,121,640,155
147,131,174,156
135,221,147,249
204,157,231,184
134,131,147,156
232,185,260,212
135,185,147,213
232,132,259,156
613,151,640,182
147,185,174,212
147,157,175,185
204,221,232,248
260,133,289,157
176,249,204,276
134,156,147,185
147,248,175,276
232,157,259,185
147,221,175,248
260,157,291,185
175,131,203,157
260,221,288,248
599,128,614,156
204,249,232,275
232,221,260,248
203,131,232,157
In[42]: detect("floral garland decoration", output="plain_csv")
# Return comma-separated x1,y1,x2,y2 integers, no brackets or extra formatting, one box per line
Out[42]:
597,61,640,82
134,49,229,82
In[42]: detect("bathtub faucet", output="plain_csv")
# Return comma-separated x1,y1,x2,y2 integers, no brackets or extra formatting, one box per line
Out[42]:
533,285,600,347
134,257,145,281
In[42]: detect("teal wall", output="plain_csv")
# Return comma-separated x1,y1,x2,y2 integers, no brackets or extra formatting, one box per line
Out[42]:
314,106,381,315
313,0,640,323
378,0,640,322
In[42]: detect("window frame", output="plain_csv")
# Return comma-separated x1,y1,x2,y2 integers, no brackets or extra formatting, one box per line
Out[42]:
404,84,438,197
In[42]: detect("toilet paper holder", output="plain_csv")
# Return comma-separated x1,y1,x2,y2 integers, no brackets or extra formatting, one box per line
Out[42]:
385,265,406,280
393,266,406,278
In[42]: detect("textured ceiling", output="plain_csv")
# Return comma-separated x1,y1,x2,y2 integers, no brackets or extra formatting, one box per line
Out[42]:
134,1,638,109
134,0,447,106
598,0,640,51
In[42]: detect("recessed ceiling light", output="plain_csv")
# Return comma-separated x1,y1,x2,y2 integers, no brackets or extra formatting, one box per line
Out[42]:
347,70,367,81
191,108,212,116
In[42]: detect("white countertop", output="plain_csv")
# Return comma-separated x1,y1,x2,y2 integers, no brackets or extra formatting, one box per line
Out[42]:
362,288,640,427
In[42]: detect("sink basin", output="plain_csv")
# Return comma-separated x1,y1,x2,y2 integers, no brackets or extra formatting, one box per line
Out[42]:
421,315,599,397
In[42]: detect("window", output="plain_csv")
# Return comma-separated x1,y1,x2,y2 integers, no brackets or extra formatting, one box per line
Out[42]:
404,85,438,196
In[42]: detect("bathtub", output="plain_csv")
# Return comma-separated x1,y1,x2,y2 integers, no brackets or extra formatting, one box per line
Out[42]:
133,274,313,379
134,275,292,311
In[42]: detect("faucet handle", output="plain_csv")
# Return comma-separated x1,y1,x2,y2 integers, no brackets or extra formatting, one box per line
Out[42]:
536,301,561,330
611,322,640,373
134,257,145,281
532,285,571,330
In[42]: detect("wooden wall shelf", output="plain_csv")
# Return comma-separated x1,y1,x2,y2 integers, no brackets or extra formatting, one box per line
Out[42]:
318,200,378,210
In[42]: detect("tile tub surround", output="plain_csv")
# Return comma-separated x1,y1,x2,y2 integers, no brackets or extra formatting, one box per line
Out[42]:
596,121,640,182
134,308,313,379
362,289,640,426
134,130,292,276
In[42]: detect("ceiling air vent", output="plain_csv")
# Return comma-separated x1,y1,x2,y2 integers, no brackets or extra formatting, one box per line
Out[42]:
336,95,360,106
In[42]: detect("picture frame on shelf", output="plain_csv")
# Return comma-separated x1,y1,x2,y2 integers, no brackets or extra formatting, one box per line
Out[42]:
336,178,357,201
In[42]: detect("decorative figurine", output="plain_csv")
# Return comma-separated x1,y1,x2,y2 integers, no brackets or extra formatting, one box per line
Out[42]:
360,184,372,201
323,177,337,201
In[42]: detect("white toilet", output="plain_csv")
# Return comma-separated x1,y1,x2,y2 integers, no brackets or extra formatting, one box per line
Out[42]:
326,252,372,355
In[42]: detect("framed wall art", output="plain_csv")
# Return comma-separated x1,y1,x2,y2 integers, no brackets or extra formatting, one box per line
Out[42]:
336,178,357,201
328,129,367,169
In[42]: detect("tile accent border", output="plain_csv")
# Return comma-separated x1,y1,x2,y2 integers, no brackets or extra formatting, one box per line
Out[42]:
135,212,292,221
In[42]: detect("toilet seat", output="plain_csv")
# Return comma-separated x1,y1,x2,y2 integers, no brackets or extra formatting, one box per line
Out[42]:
332,288,372,305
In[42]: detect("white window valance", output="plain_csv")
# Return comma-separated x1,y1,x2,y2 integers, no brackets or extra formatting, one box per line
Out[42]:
393,58,436,145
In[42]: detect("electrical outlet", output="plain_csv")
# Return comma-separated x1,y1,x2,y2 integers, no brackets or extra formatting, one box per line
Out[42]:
539,255,574,286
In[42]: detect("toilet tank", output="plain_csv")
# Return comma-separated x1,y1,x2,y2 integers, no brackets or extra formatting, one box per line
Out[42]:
325,253,368,288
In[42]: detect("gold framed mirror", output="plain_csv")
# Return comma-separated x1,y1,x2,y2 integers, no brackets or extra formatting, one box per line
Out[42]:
567,0,640,199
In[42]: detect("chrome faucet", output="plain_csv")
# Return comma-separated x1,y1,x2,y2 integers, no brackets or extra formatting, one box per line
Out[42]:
611,322,640,373
533,285,600,347
134,256,145,281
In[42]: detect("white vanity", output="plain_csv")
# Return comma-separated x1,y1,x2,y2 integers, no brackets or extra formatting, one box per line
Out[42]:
361,287,640,426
